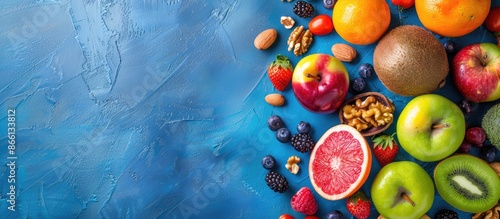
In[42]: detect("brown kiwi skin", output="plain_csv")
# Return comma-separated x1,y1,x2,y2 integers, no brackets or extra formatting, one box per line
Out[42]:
373,25,449,96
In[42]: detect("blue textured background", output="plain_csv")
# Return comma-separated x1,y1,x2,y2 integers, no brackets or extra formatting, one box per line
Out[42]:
1,0,499,218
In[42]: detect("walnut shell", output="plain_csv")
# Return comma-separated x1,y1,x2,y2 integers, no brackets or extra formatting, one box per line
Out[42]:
339,92,394,136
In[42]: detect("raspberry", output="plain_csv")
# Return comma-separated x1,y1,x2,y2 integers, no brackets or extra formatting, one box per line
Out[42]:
291,187,318,215
293,1,315,18
291,133,315,153
265,171,289,193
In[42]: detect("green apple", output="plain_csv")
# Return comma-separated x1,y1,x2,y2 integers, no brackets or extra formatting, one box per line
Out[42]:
371,161,434,219
396,94,466,162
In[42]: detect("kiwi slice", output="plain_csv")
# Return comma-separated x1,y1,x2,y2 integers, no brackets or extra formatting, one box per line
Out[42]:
434,154,500,213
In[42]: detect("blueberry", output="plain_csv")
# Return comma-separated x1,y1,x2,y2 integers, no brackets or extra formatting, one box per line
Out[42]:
459,99,472,114
297,121,311,134
352,77,366,92
326,210,343,219
443,40,458,55
276,128,291,143
262,155,276,170
358,63,374,79
322,0,336,9
267,115,284,131
480,146,497,163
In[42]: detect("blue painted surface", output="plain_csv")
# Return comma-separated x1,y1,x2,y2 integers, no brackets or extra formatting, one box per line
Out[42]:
0,0,499,218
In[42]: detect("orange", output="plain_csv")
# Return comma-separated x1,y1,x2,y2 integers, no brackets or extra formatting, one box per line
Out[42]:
415,0,491,37
332,0,390,45
309,124,372,200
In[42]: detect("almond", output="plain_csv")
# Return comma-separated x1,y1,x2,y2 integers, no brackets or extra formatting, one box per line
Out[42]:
331,43,357,62
254,29,277,50
265,93,285,106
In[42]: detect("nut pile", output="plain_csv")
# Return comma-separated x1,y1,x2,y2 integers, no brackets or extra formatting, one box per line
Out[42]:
342,96,395,131
287,26,313,56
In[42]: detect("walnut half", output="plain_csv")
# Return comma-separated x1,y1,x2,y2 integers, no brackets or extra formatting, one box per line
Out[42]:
285,156,301,174
287,26,313,56
280,16,295,29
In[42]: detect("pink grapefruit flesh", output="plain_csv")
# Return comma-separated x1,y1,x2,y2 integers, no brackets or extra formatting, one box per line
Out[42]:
309,124,372,200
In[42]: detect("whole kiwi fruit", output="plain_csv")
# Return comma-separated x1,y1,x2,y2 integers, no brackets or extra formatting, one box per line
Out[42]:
434,154,500,213
373,25,449,96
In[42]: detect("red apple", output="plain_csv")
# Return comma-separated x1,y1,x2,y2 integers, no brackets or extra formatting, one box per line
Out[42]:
292,54,349,113
452,43,500,102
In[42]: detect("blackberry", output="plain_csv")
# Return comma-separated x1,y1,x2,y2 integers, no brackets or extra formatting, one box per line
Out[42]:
435,209,458,219
293,1,314,18
291,133,315,153
265,171,289,193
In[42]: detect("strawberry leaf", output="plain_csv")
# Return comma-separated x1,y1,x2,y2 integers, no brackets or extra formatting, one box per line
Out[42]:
372,133,396,150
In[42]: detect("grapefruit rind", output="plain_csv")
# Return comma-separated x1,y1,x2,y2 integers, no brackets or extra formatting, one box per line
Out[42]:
309,124,372,200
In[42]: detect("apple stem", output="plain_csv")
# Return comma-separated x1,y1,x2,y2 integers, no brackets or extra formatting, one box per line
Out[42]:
401,193,416,207
432,123,450,129
306,73,321,81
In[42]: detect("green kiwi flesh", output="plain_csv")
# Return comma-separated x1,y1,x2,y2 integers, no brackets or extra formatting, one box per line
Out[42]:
434,154,500,213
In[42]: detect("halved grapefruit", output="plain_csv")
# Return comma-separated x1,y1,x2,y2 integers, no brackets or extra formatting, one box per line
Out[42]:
309,124,372,200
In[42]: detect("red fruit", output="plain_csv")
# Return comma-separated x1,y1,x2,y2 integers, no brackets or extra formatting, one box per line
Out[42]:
278,214,295,219
346,190,371,219
308,14,334,36
457,139,472,154
484,7,500,33
268,54,293,91
372,133,398,167
391,0,415,9
465,127,486,147
290,187,318,215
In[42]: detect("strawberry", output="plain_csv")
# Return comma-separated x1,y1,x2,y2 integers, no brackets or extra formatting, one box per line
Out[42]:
372,133,399,167
346,190,371,219
268,54,293,91
391,0,415,9
290,187,318,215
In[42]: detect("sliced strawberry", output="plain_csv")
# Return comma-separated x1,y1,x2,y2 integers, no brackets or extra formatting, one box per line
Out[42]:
346,190,371,219
372,133,399,167
268,54,293,91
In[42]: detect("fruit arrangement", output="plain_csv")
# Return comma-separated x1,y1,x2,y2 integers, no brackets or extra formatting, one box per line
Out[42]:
254,0,500,218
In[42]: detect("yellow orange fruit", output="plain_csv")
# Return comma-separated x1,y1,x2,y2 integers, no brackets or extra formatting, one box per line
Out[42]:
415,0,491,37
332,0,390,45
